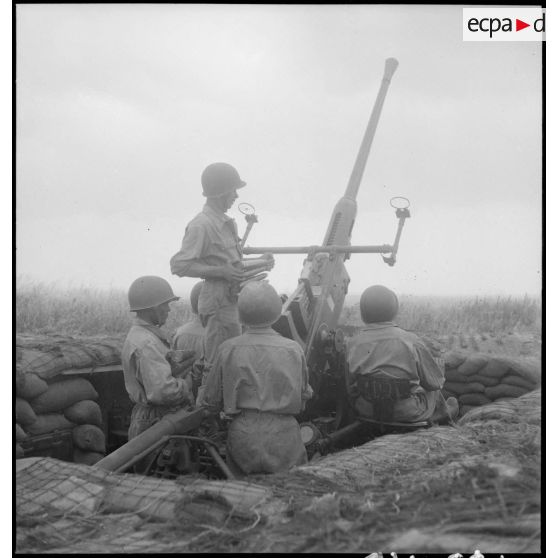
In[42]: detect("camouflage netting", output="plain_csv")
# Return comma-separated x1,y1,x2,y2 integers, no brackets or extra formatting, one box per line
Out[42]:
16,334,124,379
16,389,541,554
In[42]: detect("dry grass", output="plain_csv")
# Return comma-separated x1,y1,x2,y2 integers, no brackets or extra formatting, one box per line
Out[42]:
16,277,192,337
16,278,541,343
340,294,541,338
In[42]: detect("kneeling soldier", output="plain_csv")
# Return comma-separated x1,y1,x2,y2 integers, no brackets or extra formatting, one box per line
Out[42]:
201,281,313,475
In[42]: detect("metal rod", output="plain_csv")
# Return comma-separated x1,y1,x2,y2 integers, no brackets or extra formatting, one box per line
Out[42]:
240,220,256,249
391,213,409,258
204,444,236,480
243,244,393,255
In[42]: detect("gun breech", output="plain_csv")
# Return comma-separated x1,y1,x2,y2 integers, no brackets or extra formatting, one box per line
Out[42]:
243,244,394,255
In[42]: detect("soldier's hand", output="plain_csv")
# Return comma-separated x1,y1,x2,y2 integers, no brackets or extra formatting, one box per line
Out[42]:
166,350,196,377
219,263,245,282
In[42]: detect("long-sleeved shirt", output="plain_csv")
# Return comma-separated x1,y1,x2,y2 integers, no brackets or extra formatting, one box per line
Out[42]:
202,327,314,415
171,315,205,360
346,322,444,391
121,318,192,407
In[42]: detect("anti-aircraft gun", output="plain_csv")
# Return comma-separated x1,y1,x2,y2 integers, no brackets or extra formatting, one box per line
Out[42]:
97,57,408,477
242,57,410,454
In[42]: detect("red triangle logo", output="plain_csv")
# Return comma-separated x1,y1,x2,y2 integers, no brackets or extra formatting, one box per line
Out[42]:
516,19,530,31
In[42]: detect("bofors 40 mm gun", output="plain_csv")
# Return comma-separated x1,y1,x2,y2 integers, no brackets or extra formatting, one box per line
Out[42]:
243,57,410,456
96,57,408,478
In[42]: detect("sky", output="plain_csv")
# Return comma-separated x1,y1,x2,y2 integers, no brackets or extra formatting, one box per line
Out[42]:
15,4,543,298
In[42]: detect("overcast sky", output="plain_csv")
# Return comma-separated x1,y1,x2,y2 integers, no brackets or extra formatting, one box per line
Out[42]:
15,4,542,298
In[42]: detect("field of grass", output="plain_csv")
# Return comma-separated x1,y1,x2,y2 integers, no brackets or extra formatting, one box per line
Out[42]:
16,278,541,352
15,278,193,338
340,294,542,335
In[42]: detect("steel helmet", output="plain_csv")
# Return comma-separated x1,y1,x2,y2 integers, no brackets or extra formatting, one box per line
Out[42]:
238,281,282,327
360,285,399,323
190,281,204,315
128,276,179,311
201,162,246,198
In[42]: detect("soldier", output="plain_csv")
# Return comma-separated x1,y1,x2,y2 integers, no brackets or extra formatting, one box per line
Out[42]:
172,281,205,400
347,285,458,424
172,280,205,358
170,163,274,401
201,281,313,476
121,276,195,447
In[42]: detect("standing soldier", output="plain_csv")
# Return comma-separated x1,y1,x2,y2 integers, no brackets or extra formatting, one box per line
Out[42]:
121,276,195,457
202,281,313,476
347,285,458,424
170,162,273,401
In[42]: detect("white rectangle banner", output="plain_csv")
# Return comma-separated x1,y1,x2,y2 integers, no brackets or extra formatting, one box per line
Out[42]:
463,7,545,41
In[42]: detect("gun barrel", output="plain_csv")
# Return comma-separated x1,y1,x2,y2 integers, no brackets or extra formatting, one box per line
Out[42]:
344,57,398,201
243,244,393,255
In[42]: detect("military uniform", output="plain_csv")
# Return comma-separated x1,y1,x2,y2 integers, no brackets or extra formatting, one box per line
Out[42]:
122,318,193,440
172,314,205,360
170,204,242,380
346,322,446,423
202,326,314,475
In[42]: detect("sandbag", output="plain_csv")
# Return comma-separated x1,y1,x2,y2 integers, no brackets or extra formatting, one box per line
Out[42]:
478,359,509,379
502,374,537,390
30,378,98,414
503,357,541,385
485,384,530,400
457,354,489,376
442,351,468,369
73,448,105,465
16,398,38,426
16,444,24,459
72,425,106,453
458,393,492,406
443,381,485,395
17,373,49,400
15,423,28,442
64,400,103,427
25,413,75,436
443,369,469,383
467,373,500,387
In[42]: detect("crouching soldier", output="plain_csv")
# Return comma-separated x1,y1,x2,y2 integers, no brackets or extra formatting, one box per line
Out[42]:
122,276,196,453
347,285,458,424
201,281,313,476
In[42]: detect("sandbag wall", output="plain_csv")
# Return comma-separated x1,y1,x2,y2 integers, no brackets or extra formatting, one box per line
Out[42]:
16,371,107,465
442,351,541,416
15,334,125,463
